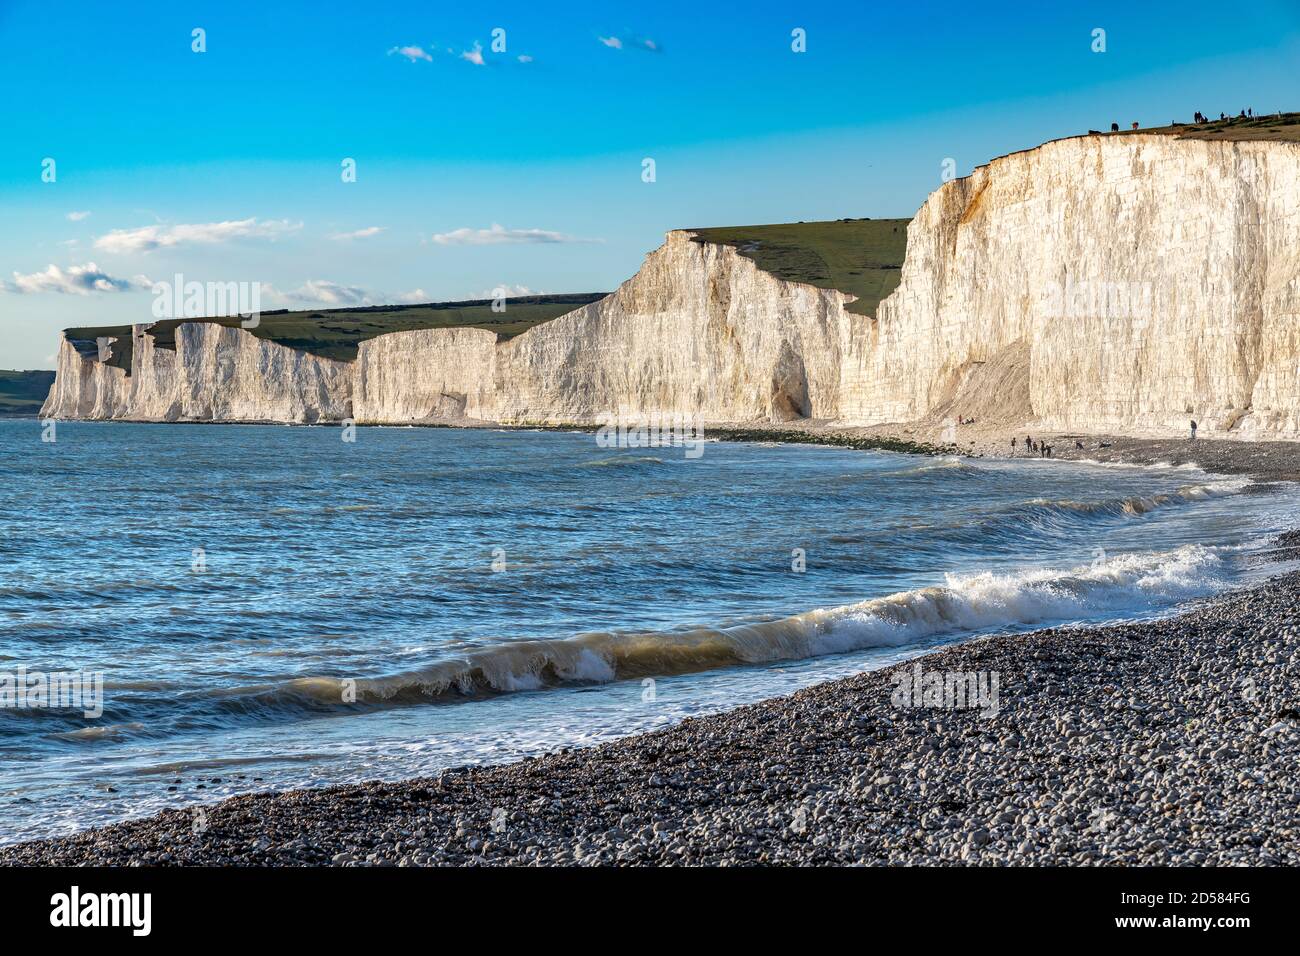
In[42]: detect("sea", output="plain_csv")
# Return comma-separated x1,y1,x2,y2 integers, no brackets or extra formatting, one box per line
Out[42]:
1,419,1295,843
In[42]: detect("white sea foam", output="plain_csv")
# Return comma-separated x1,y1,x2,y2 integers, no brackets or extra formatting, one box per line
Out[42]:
224,544,1228,713
805,544,1225,657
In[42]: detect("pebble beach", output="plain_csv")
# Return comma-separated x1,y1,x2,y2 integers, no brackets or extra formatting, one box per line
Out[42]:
4,553,1297,866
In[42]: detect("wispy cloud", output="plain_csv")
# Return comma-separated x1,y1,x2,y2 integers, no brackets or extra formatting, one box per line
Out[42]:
388,45,432,63
389,39,528,69
66,211,91,222
599,34,661,53
327,226,386,241
1,262,148,295
430,223,597,246
93,218,302,254
266,280,428,308
461,41,485,66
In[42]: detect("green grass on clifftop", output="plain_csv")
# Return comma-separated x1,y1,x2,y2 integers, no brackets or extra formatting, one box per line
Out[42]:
64,293,609,367
0,370,55,416
1168,110,1300,142
687,218,910,317
1064,110,1300,144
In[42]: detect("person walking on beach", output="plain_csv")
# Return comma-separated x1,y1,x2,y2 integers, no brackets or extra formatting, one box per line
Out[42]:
1190,419,1198,440
1011,436,1017,455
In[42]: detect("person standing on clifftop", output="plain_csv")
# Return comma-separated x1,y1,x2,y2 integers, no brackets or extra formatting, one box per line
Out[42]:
1190,419,1198,440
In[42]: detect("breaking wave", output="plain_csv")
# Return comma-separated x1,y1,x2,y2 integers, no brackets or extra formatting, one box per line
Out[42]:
185,543,1227,721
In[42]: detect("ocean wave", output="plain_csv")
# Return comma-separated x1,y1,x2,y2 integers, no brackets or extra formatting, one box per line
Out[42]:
1023,478,1248,519
184,544,1226,719
50,722,145,742
876,457,980,479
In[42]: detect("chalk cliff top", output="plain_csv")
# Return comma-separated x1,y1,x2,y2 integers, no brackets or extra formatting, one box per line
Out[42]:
685,218,910,317
64,293,609,369
985,111,1300,169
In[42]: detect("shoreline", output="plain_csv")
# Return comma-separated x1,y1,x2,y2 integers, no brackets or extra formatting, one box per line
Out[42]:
27,413,1300,483
3,562,1297,866
4,425,1298,865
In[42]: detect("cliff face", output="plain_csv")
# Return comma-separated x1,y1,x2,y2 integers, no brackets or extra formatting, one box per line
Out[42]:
42,336,131,420
41,134,1300,439
347,232,852,425
491,232,850,423
353,327,498,422
842,134,1300,437
42,323,351,423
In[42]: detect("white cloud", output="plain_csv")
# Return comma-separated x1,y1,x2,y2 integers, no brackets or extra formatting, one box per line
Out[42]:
328,226,386,241
66,211,91,221
430,223,596,246
1,262,148,295
93,218,302,254
478,284,545,298
461,41,484,66
266,280,428,308
599,34,661,52
388,45,432,63
270,280,373,307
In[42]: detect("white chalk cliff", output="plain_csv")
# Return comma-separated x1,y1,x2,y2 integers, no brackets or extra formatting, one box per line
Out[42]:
43,323,351,424
840,133,1300,438
41,132,1300,439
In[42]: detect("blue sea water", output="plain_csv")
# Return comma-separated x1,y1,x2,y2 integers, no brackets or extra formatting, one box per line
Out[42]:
0,419,1295,842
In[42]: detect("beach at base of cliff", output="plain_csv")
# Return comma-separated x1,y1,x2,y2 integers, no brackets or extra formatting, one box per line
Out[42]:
700,421,1300,484
3,549,1298,866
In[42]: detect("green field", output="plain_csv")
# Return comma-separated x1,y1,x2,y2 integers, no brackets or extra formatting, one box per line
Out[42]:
687,218,910,317
65,293,609,369
0,370,55,416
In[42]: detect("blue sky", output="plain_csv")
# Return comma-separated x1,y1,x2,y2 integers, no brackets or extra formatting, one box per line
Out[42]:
2,0,1298,368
